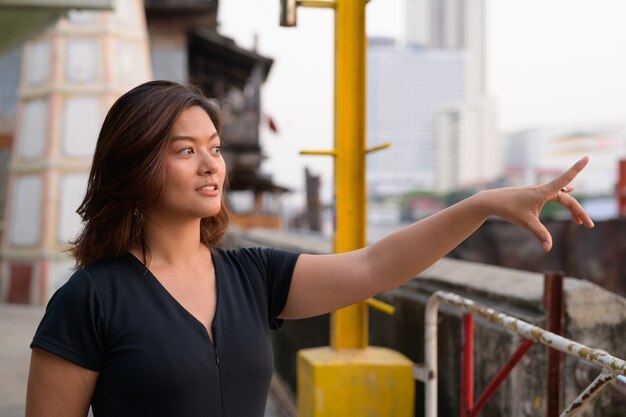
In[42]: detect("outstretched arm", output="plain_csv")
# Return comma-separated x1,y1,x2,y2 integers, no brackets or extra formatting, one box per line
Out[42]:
279,156,594,320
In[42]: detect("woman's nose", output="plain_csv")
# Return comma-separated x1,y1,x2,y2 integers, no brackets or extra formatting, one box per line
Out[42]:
198,149,218,175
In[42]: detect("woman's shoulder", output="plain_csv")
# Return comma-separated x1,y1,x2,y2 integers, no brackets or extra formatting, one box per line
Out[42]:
213,245,298,257
50,254,148,311
66,253,144,292
212,246,272,263
212,246,300,271
83,253,140,276
212,246,260,257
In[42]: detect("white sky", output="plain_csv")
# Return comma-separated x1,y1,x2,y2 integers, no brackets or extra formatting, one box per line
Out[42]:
217,0,626,205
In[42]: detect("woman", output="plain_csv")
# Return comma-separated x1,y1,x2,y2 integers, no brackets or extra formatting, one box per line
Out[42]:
25,80,593,417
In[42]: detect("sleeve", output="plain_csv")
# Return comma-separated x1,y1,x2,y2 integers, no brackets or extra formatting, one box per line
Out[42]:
30,269,105,371
257,247,300,330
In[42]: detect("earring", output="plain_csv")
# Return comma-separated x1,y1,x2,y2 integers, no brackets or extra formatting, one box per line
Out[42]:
133,208,144,223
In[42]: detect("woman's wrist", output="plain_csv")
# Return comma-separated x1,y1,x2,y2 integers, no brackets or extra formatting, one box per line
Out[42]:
469,188,499,220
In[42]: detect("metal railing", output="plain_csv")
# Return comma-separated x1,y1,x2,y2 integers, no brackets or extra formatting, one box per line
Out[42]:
414,290,626,417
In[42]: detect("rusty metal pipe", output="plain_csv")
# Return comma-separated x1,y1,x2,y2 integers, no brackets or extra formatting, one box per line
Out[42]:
424,295,440,417
431,291,626,376
544,271,564,417
461,314,474,417
618,159,626,217
423,291,626,417
560,371,614,416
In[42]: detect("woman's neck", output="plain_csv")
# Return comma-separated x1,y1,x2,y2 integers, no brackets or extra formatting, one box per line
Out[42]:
138,217,208,267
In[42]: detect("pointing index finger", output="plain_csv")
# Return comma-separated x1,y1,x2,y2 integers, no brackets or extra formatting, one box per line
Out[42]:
546,156,589,192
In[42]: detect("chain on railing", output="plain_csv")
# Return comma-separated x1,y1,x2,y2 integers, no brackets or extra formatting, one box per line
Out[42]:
413,290,626,417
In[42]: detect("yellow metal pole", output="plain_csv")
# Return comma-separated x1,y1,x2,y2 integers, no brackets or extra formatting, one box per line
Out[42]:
291,1,415,415
330,0,368,350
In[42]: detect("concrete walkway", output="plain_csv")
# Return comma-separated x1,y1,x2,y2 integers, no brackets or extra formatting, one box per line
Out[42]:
0,303,42,417
0,303,292,417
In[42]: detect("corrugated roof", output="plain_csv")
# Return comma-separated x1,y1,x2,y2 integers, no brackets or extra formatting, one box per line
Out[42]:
0,1,114,53
144,0,217,13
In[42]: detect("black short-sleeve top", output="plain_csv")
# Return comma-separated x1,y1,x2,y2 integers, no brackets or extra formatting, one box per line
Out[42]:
30,247,300,417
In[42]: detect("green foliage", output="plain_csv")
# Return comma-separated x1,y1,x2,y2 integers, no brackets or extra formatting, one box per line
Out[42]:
399,190,440,206
540,194,585,219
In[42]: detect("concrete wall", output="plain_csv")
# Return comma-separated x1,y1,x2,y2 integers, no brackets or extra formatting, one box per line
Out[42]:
448,218,626,297
229,228,626,417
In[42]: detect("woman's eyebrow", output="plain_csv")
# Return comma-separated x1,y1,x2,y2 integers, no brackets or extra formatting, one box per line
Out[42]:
171,132,219,142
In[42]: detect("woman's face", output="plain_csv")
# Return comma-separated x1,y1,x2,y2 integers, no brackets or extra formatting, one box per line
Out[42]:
147,105,225,222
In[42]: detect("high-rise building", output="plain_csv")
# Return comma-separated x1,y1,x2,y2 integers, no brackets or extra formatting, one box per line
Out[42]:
406,0,430,47
406,0,486,97
367,38,466,196
435,98,499,192
367,0,498,196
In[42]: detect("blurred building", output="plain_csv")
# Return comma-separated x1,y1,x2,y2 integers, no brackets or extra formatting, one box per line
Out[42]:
367,37,465,195
1,0,153,304
406,0,486,97
368,0,498,198
435,97,499,191
0,47,22,240
503,124,626,196
0,1,115,274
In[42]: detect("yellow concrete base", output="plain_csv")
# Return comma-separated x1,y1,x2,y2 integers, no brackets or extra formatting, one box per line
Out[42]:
297,346,415,417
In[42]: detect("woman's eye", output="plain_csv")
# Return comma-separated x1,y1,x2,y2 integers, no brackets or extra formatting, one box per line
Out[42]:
179,147,194,155
210,146,221,155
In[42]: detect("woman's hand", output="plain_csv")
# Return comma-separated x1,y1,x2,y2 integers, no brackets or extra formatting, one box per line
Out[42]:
480,156,594,251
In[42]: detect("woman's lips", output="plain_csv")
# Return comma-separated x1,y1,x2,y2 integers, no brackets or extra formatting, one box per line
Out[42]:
196,184,219,196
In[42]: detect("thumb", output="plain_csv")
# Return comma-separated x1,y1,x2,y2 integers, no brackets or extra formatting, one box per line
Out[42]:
529,220,552,251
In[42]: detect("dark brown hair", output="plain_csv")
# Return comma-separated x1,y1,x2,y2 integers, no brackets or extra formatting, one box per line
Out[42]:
70,80,230,267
